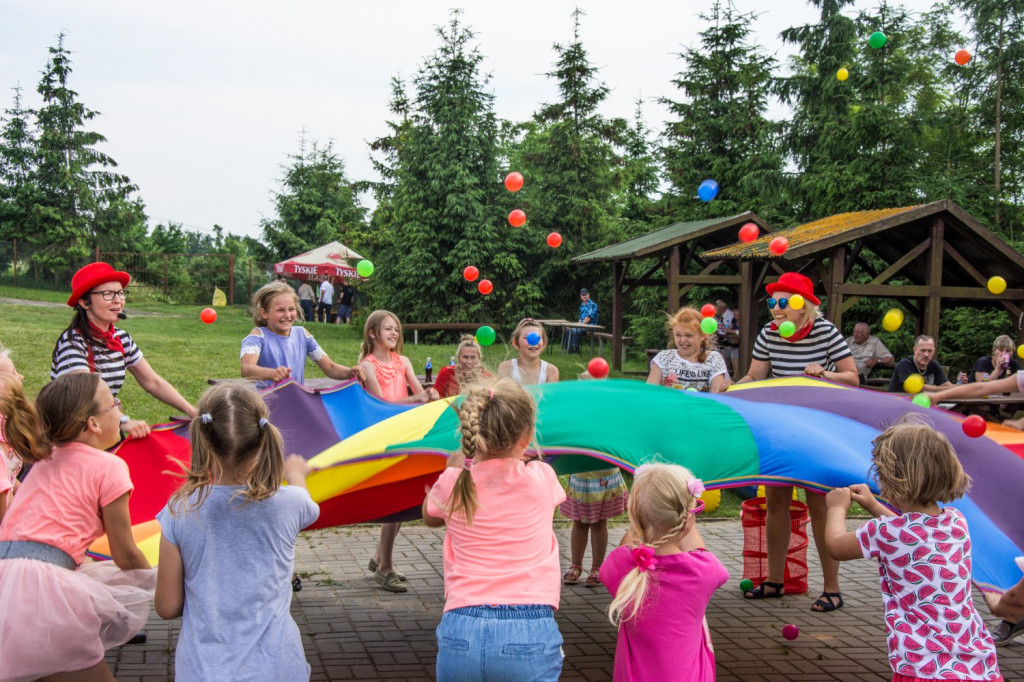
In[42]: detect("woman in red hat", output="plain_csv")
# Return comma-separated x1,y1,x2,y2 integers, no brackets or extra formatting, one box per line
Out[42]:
737,272,858,613
50,263,198,438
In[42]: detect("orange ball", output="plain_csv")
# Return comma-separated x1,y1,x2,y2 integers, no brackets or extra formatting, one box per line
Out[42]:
200,307,217,324
700,303,717,318
587,357,609,379
546,232,562,248
478,279,493,295
738,222,759,242
508,209,527,227
962,415,987,438
769,237,789,256
463,265,479,282
504,172,524,192
954,49,971,66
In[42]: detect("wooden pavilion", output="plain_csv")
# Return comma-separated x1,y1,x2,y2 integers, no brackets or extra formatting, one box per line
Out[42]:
575,200,1024,374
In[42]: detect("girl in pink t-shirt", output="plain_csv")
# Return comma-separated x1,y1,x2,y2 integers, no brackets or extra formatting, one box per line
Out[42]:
423,377,566,682
359,309,439,594
825,421,1002,682
602,463,728,682
0,372,155,681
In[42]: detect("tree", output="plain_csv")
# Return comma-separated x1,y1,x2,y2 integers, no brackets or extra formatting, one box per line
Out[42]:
32,33,146,269
261,133,367,260
617,100,660,232
659,1,786,224
0,87,39,241
372,11,532,322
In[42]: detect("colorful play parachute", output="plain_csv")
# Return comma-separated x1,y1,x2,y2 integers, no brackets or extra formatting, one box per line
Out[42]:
308,378,1024,593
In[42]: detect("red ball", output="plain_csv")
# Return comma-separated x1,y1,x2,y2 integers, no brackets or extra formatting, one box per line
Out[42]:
700,303,717,318
587,357,610,379
769,236,789,256
738,222,760,243
504,171,524,192
463,265,479,282
509,209,527,227
200,307,217,324
962,414,987,438
478,279,493,295
782,624,799,641
547,232,562,248
954,49,971,65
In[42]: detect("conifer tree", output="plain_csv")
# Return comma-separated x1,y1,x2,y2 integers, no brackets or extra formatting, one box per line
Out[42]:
0,87,38,240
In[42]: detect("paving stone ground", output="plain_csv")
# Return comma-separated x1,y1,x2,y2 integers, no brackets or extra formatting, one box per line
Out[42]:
106,520,1024,681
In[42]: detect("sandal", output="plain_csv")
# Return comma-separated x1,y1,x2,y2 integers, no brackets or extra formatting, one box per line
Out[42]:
291,575,302,592
563,564,583,585
743,581,784,599
811,591,844,612
373,569,408,593
368,558,406,582
584,569,602,588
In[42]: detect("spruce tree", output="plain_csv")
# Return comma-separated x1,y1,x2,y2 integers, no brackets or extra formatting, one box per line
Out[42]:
659,1,785,224
0,87,38,241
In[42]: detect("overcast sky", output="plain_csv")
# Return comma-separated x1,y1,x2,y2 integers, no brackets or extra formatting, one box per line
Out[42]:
2,0,942,240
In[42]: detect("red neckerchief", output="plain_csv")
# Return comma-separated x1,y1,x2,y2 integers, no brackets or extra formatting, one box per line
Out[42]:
88,320,125,354
769,320,814,343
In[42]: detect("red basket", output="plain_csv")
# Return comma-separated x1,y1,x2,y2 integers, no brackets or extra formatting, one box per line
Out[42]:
740,496,809,595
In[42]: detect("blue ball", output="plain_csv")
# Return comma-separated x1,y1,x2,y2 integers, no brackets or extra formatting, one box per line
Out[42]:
525,332,542,346
697,179,719,202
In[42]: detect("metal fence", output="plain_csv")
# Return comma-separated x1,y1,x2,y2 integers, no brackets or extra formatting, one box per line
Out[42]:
1,239,278,305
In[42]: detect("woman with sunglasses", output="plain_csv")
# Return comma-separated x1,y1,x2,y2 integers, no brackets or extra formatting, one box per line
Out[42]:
736,272,857,613
50,263,198,439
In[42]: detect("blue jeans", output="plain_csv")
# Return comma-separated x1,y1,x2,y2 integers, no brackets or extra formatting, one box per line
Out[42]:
300,300,314,323
436,605,563,682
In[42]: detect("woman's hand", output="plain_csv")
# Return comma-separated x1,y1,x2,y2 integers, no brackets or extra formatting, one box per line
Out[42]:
122,419,151,439
804,363,826,378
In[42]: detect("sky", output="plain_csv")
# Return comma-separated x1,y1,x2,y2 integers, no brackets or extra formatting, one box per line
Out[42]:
1,0,943,241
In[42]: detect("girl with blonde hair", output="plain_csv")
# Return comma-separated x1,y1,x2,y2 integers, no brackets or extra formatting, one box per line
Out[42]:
423,377,566,681
646,307,730,392
602,463,728,681
432,334,491,398
155,381,319,681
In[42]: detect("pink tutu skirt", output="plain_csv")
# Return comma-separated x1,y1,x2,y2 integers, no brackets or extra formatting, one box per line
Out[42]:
0,559,155,681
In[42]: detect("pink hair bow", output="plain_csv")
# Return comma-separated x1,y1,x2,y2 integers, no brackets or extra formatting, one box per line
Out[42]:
688,478,705,497
630,545,657,573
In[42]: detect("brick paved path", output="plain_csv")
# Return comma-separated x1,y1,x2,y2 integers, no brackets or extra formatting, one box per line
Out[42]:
107,520,1023,681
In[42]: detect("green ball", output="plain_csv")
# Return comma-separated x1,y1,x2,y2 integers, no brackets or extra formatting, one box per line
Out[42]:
912,393,931,408
740,578,754,592
356,259,374,278
475,325,496,347
700,317,718,335
868,31,887,49
778,320,797,338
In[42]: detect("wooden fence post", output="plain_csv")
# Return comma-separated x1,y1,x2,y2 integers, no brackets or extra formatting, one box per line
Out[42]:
12,239,17,287
228,254,235,305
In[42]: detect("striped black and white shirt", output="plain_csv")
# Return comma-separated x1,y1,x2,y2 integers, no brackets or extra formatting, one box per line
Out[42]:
50,327,143,397
752,318,851,377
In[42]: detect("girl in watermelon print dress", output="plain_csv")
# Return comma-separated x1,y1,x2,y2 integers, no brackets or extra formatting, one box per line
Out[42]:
824,421,1002,682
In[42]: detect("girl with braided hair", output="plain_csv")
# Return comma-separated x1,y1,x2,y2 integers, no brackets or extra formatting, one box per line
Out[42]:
154,382,319,681
422,377,566,681
602,463,728,681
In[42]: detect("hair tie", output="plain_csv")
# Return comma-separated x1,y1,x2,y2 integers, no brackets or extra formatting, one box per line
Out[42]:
488,387,494,399
634,463,651,477
258,417,269,429
463,458,473,471
688,478,705,497
200,413,213,424
630,545,657,573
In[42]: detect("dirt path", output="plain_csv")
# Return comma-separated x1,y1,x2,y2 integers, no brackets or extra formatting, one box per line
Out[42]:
1,297,162,316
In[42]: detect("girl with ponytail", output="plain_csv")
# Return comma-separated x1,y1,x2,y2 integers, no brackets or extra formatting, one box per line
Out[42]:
603,463,729,681
422,377,566,681
154,381,320,681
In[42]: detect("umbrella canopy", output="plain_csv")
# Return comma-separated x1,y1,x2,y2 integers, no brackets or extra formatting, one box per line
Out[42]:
274,240,365,279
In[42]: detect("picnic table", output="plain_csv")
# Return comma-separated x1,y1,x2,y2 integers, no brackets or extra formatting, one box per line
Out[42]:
533,319,605,355
402,322,501,345
934,392,1024,419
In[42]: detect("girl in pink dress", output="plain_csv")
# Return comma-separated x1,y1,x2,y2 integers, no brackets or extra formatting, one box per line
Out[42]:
825,421,1002,681
602,463,729,682
358,310,439,593
0,372,155,681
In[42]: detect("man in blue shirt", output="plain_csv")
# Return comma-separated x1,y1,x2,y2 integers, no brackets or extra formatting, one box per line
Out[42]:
567,288,598,353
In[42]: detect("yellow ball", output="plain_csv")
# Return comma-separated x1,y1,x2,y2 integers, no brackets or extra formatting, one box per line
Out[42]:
789,294,805,310
1017,344,1024,359
837,67,850,81
882,308,904,333
988,276,1007,295
699,488,721,514
903,373,925,394
756,485,799,500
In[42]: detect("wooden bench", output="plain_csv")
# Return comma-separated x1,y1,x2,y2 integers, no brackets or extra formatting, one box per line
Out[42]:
403,323,501,345
591,332,633,364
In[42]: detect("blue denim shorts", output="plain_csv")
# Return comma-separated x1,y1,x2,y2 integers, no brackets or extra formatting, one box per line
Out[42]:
436,604,563,682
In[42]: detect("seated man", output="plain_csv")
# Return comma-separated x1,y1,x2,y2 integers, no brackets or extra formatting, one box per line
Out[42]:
845,322,894,383
567,288,598,353
714,300,740,376
887,335,956,392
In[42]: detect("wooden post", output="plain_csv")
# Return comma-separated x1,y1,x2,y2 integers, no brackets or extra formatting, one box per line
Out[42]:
248,259,253,301
613,260,624,372
668,245,681,313
163,254,169,300
737,260,754,378
12,239,16,287
228,254,235,305
828,245,846,332
924,217,944,341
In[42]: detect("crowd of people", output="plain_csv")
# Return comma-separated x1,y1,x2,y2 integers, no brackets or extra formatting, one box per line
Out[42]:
0,263,1022,681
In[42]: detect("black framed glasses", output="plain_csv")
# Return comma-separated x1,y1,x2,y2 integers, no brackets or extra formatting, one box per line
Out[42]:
89,289,128,301
766,297,789,310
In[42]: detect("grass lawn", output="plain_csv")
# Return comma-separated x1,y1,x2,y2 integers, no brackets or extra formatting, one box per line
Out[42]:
1,288,761,518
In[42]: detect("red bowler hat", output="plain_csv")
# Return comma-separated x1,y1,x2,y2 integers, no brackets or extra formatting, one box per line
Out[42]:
765,272,820,306
67,262,131,307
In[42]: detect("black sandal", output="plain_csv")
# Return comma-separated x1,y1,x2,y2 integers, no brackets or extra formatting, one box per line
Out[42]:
811,591,844,612
744,581,784,599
